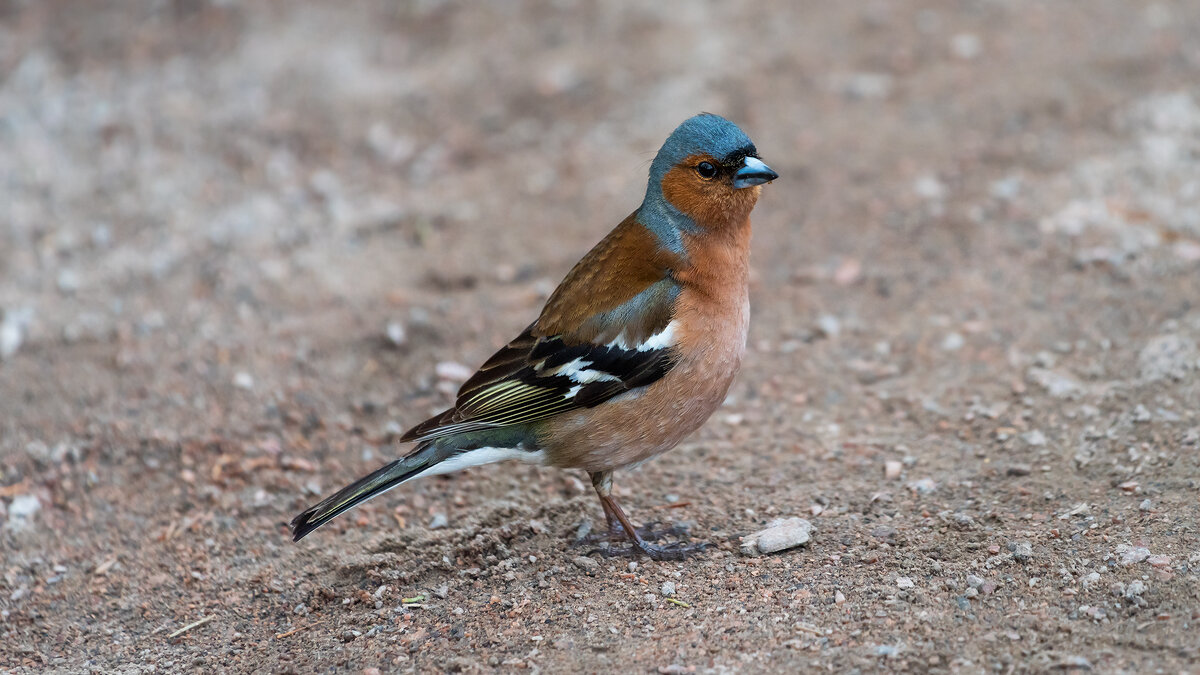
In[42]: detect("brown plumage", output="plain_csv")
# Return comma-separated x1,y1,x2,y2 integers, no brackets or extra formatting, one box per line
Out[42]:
290,113,777,560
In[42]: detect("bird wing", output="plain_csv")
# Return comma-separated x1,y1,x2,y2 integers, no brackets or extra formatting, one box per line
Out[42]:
400,215,684,443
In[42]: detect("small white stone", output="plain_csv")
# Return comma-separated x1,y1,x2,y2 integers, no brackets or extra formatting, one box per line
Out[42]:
950,33,982,60
5,495,41,530
816,314,841,338
896,577,915,589
1116,544,1151,565
741,517,814,556
0,307,33,360
884,460,902,480
914,175,946,200
435,361,473,382
233,372,254,390
385,321,407,347
941,332,964,351
660,581,676,597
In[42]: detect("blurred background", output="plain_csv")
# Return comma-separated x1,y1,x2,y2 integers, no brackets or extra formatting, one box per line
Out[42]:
2,1,1199,672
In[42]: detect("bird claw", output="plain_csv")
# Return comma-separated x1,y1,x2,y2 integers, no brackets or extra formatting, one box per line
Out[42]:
572,520,691,546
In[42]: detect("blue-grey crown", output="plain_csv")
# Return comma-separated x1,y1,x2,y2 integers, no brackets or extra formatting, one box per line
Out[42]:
648,113,757,184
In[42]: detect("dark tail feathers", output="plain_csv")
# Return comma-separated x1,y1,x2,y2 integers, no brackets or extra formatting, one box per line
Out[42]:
290,443,443,541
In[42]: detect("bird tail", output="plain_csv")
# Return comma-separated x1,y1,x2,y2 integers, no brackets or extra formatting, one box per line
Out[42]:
289,441,447,541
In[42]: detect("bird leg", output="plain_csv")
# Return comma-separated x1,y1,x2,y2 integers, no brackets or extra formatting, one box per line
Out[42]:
582,471,708,561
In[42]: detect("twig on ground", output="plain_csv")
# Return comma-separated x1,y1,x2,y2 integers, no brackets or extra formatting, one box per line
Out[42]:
167,614,215,639
276,620,321,639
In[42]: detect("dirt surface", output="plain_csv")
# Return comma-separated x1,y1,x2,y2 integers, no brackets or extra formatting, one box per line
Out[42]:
3,1,1200,672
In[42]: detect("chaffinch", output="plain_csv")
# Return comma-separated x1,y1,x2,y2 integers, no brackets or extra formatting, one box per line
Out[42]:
291,113,777,560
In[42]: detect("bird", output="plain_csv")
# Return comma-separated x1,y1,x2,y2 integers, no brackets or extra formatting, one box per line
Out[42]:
290,113,777,560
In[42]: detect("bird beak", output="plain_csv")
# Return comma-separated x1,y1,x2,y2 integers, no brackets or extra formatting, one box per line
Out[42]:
732,156,778,189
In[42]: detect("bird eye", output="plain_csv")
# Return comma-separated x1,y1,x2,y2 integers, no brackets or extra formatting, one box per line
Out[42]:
696,161,717,179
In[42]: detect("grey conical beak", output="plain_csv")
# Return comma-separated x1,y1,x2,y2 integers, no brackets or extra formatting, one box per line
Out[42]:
732,156,778,189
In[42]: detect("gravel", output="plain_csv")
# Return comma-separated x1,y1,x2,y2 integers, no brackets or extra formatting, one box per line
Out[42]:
3,3,1198,673
1138,334,1197,382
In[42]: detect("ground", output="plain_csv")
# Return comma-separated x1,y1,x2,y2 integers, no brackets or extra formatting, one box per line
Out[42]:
2,1,1200,673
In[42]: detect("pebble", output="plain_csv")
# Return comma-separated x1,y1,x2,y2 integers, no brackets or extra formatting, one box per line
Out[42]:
940,332,964,351
1132,405,1152,423
1138,334,1197,382
884,460,902,480
1009,541,1033,562
233,372,254,390
907,478,937,495
660,581,676,597
1139,499,1153,511
834,591,846,604
914,175,946,200
1021,430,1047,447
1147,554,1172,567
950,32,982,59
572,556,599,574
428,513,448,529
966,574,985,589
815,314,841,338
1081,572,1101,588
384,321,407,347
5,495,41,530
1026,367,1083,398
435,361,473,382
0,307,33,360
56,269,80,294
1124,579,1146,597
1116,544,1151,565
1007,464,1032,476
740,517,813,556
896,577,915,589
836,72,893,100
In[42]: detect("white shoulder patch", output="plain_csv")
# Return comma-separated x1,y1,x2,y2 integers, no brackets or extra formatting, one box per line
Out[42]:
605,320,678,352
633,320,678,352
540,356,623,384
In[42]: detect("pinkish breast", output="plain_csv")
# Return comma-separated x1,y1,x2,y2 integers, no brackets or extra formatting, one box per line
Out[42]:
539,270,750,473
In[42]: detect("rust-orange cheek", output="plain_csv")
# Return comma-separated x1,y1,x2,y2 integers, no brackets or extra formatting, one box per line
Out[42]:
660,164,757,230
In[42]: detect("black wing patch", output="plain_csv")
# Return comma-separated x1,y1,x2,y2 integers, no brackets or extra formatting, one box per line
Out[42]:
400,327,676,443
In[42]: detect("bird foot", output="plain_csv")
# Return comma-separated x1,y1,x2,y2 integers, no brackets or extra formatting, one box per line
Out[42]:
591,539,711,561
573,520,690,546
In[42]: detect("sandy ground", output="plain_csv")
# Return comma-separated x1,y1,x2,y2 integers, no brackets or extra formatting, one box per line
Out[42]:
3,1,1200,672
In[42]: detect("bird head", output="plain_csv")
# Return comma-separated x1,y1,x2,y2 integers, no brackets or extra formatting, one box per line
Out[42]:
643,114,777,233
